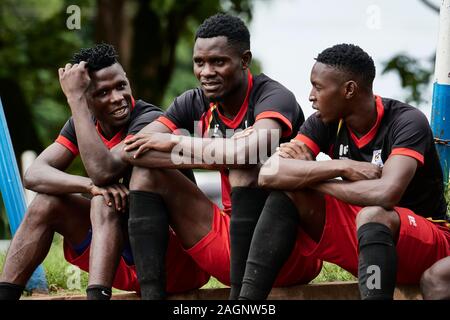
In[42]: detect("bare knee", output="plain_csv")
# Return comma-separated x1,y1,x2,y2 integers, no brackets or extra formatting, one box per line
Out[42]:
420,258,450,300
229,167,260,188
90,195,120,227
356,206,400,235
25,193,65,226
129,166,164,191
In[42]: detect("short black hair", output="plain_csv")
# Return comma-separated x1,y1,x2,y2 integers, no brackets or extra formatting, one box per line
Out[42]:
195,13,250,53
71,43,118,72
315,44,376,89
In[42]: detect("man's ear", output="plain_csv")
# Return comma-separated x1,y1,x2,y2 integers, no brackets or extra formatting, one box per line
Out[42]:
241,50,252,70
344,80,358,99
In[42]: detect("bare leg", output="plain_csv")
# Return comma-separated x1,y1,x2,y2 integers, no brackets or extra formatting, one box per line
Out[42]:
130,167,214,249
0,193,90,285
421,256,450,300
88,195,124,287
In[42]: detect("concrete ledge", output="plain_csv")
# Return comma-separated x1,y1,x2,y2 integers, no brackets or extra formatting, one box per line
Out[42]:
24,281,422,300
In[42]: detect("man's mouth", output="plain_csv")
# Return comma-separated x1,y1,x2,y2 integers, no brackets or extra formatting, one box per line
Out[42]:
202,81,221,91
110,105,129,119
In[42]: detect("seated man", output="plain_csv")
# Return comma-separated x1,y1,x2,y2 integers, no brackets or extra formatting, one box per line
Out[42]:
0,44,209,300
122,13,322,299
421,252,450,299
239,43,450,300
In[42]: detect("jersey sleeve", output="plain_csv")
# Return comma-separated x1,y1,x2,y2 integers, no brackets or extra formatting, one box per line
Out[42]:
55,117,79,156
389,109,430,165
126,109,163,137
156,90,200,134
253,85,300,138
295,114,333,157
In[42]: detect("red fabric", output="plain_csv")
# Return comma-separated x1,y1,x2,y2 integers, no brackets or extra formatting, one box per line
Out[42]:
298,195,450,284
56,135,79,155
215,71,253,129
186,204,322,286
390,147,424,165
156,116,178,133
256,111,293,138
348,95,385,149
295,133,320,157
64,231,210,294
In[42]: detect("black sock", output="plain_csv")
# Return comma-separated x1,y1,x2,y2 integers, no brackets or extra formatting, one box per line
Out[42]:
239,191,299,300
358,222,397,300
229,187,269,300
0,282,24,300
128,191,168,300
86,284,112,300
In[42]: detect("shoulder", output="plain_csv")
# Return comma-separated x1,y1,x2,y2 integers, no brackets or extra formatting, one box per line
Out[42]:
384,98,430,130
252,74,296,100
133,99,163,114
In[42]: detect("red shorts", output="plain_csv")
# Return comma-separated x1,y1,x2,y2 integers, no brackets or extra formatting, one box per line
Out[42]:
297,194,450,284
64,231,210,294
186,204,323,287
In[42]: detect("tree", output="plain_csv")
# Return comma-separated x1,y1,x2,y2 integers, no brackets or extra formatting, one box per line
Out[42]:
381,0,438,106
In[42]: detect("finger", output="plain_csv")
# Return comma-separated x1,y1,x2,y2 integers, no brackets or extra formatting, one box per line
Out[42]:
124,139,145,151
279,145,298,159
278,151,291,159
134,145,149,158
124,135,137,144
108,188,121,211
298,144,313,161
79,61,87,69
64,63,72,71
101,190,112,207
58,68,64,78
118,185,128,211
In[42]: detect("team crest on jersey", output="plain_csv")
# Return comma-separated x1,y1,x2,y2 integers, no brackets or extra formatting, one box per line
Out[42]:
339,144,349,159
371,149,384,167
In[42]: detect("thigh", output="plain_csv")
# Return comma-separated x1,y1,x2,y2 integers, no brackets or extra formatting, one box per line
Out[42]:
286,189,326,243
156,169,216,249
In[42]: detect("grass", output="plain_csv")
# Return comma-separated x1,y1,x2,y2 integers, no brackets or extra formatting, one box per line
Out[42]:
0,237,354,295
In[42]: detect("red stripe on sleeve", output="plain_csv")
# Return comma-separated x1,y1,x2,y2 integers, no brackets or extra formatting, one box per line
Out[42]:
255,111,293,138
156,116,178,132
294,134,320,157
390,148,424,165
55,135,79,155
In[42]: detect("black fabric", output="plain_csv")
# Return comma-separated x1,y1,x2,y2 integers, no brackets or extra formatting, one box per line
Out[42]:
0,282,24,300
86,284,112,300
128,191,168,300
299,96,447,220
357,222,397,300
229,187,270,300
239,191,299,300
57,99,163,154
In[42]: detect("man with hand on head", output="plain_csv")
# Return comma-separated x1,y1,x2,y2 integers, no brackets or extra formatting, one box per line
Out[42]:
0,44,209,300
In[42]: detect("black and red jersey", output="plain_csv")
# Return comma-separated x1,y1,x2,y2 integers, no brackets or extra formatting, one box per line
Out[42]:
157,71,305,215
56,99,162,155
296,95,447,220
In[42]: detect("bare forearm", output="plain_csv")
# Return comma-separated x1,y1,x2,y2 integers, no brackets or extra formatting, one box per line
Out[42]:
24,166,92,194
312,180,394,208
68,97,126,184
258,157,345,190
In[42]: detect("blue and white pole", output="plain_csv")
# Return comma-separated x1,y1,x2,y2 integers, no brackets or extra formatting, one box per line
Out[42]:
0,97,48,292
431,0,450,185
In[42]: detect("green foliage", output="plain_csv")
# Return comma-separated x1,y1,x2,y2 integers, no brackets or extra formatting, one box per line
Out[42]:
382,53,434,107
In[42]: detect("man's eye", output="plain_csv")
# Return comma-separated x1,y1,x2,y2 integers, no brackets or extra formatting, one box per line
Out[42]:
214,60,224,66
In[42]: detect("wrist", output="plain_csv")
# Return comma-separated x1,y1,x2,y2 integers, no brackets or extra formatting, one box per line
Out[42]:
67,95,88,108
336,160,348,177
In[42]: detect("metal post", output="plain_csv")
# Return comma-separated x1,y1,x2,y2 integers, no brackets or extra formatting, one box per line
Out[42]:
0,97,48,292
431,0,450,185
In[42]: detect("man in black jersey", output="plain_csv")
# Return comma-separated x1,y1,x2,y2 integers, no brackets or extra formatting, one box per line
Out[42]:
0,44,208,300
242,43,450,300
121,13,322,300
